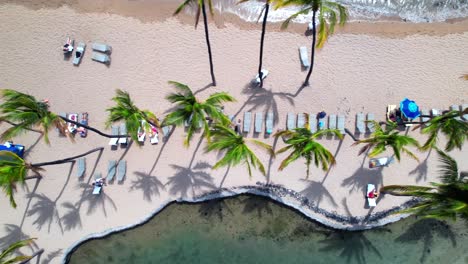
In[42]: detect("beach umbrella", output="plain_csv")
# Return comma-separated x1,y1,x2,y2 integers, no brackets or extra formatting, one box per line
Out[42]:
400,98,420,119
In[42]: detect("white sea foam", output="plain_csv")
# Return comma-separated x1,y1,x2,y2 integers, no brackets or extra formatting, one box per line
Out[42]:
208,0,468,23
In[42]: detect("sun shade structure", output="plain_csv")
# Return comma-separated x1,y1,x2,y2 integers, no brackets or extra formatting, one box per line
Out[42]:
400,98,420,119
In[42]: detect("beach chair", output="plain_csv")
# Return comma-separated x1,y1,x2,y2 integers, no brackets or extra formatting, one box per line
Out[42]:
150,125,159,144
309,113,317,133
117,160,127,183
369,156,393,168
337,115,345,135
92,42,112,54
367,184,377,207
287,113,296,130
77,158,86,178
108,125,119,146
67,113,78,133
72,42,86,66
450,105,462,121
461,104,468,121
119,123,128,144
243,112,252,133
228,115,234,122
367,113,375,133
297,113,306,128
299,46,310,68
328,114,337,130
386,105,397,121
106,160,117,182
255,112,263,133
162,126,171,140
78,112,88,138
420,109,430,123
254,69,269,85
318,115,327,131
93,173,103,195
91,52,111,64
431,108,440,117
58,112,67,136
265,112,274,134
356,113,365,134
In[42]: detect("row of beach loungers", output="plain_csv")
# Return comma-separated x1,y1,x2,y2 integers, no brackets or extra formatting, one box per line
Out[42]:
76,158,126,182
108,123,172,146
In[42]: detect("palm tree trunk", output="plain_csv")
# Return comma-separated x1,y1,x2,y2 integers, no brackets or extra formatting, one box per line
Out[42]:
59,116,119,138
201,1,216,86
31,147,103,167
258,3,269,88
303,10,317,87
19,248,44,264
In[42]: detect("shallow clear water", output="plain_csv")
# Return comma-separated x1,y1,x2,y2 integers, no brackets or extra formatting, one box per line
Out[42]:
68,195,468,264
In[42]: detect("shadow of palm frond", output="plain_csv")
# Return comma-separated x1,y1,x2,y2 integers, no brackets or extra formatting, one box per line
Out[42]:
341,166,384,194
77,183,117,217
41,248,62,264
198,199,232,221
0,224,36,252
395,218,456,263
165,162,215,198
26,193,63,234
409,149,432,182
300,179,337,208
23,133,43,159
320,230,382,264
241,195,273,218
61,202,82,231
130,171,166,201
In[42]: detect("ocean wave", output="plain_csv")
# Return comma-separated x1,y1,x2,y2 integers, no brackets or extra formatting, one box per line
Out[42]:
209,0,468,23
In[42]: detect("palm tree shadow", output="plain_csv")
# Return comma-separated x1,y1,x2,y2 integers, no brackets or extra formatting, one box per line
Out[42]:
130,171,166,201
147,126,174,176
319,230,383,264
193,83,214,95
342,152,384,194
409,148,432,182
40,249,62,264
77,183,117,217
218,165,231,188
198,199,232,221
395,218,456,263
241,195,273,218
23,133,43,159
0,224,34,250
165,162,215,198
61,201,82,231
26,193,64,234
300,179,337,208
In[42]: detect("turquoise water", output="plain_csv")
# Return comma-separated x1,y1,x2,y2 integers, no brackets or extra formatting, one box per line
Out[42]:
68,195,468,264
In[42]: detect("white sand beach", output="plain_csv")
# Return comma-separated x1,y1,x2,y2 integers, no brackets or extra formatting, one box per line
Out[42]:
0,2,467,263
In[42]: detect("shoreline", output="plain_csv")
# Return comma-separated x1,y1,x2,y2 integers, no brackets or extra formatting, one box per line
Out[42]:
62,187,415,263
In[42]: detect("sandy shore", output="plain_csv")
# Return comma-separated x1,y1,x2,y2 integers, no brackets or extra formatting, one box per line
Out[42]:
0,2,467,263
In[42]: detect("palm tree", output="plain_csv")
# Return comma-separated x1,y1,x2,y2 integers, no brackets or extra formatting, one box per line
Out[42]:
238,0,274,88
174,0,217,86
163,81,235,146
352,121,420,162
205,124,273,178
0,148,103,208
274,128,342,178
106,89,159,143
416,110,468,152
381,150,468,220
0,89,120,144
275,0,347,87
0,238,41,264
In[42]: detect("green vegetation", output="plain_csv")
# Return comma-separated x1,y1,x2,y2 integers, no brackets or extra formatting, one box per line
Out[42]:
0,238,37,264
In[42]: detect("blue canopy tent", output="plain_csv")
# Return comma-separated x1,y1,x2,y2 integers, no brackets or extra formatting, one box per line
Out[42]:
400,98,420,120
0,143,25,158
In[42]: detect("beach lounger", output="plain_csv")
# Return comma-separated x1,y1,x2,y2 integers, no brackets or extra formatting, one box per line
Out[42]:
78,112,88,138
162,125,171,140
367,184,377,207
367,113,375,133
287,113,296,130
77,158,86,178
369,156,393,168
356,113,365,134
150,125,159,144
297,113,306,128
243,112,252,133
119,123,128,144
92,173,103,195
328,114,337,130
228,115,234,122
254,69,269,85
420,109,430,123
299,46,310,68
318,115,327,131
72,42,86,66
337,115,345,135
451,105,462,121
309,113,317,133
431,108,440,117
265,112,273,134
386,105,397,121
255,112,263,133
92,42,112,54
91,52,111,64
462,104,468,121
67,113,78,133
117,160,126,183
108,125,119,146
58,112,67,136
107,160,117,182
